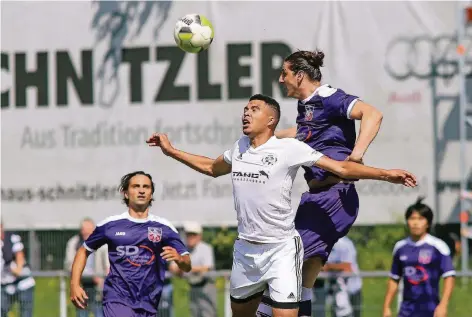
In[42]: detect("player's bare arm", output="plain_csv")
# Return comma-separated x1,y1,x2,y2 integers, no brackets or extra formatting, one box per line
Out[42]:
147,133,231,178
323,262,353,272
315,156,417,187
275,126,297,138
435,276,455,317
348,100,383,162
383,278,399,317
160,246,192,272
70,246,90,309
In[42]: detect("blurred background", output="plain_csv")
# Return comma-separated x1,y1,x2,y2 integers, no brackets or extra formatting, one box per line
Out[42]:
1,1,471,316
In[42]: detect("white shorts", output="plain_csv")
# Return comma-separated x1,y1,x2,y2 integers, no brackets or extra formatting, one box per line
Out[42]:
230,235,304,308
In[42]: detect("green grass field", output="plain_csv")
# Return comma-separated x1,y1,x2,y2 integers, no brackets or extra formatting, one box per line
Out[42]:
6,276,472,317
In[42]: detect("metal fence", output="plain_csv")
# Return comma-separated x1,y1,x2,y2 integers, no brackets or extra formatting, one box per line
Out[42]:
3,270,472,317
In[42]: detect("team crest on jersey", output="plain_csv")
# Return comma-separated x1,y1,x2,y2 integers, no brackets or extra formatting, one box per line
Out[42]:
148,227,162,242
418,249,432,264
261,154,277,166
304,105,315,121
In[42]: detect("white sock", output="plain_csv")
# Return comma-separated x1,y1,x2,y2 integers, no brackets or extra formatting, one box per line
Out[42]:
301,287,313,301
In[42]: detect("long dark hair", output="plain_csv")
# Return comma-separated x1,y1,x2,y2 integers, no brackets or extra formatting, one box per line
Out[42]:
284,49,325,82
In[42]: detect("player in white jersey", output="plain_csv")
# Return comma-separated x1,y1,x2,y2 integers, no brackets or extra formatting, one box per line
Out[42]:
146,94,417,317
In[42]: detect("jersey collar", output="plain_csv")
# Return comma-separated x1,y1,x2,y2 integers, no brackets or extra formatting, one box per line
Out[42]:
300,84,330,104
407,233,432,246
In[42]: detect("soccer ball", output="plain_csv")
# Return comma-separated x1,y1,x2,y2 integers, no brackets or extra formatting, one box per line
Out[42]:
174,14,214,53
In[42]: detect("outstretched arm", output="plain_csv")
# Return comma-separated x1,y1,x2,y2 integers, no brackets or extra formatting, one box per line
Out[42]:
349,101,383,162
147,133,231,178
315,156,417,186
275,127,297,139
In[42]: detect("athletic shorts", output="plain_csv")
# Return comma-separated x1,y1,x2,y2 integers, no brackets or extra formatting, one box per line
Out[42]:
230,235,304,308
295,183,359,262
103,302,155,317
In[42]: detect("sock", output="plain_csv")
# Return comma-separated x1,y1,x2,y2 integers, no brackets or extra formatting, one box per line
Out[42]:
256,290,273,317
298,287,313,317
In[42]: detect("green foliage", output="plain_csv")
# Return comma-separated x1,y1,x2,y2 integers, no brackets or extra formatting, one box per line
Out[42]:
348,225,407,270
204,227,238,270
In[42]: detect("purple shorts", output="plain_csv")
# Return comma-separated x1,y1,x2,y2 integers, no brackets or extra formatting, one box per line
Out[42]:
295,183,359,262
103,302,155,317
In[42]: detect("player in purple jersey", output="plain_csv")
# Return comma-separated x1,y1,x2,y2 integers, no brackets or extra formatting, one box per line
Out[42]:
257,50,385,317
70,171,191,317
383,198,455,317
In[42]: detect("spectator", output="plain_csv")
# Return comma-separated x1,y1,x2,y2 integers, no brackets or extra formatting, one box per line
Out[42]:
1,222,35,317
179,222,217,317
324,236,362,317
311,279,327,317
65,218,109,317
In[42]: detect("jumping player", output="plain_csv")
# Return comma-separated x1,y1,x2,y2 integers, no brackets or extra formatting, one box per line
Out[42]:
258,50,385,317
147,94,416,317
70,171,191,317
383,198,455,317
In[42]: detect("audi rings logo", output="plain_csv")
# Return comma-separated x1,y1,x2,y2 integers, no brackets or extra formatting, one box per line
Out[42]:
385,35,472,80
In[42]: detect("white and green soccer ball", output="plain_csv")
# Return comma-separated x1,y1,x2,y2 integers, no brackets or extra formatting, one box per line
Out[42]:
174,14,214,53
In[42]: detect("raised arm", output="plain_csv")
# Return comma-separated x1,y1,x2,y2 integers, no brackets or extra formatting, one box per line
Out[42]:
275,126,297,139
314,156,417,187
348,101,383,162
147,133,231,178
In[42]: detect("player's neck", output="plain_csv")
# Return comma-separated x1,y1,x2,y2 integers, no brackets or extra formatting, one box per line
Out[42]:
410,232,428,242
298,82,321,101
128,206,150,219
249,131,274,148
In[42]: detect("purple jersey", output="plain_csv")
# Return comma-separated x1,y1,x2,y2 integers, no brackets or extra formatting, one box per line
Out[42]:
83,212,189,313
390,234,455,317
295,84,359,182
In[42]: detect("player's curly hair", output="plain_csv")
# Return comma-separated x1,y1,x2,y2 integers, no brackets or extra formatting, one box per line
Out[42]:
405,196,433,232
284,49,325,82
118,171,155,207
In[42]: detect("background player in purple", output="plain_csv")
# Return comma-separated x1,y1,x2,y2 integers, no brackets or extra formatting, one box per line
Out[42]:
258,50,384,317
383,198,455,317
70,171,191,317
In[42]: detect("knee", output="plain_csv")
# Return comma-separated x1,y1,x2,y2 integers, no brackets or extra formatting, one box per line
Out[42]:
302,257,324,287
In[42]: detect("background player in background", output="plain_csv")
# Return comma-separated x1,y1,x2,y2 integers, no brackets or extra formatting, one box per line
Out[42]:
70,171,191,317
383,198,455,317
258,50,384,317
147,94,416,317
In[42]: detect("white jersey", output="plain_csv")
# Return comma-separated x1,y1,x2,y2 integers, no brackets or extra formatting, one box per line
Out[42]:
223,136,324,243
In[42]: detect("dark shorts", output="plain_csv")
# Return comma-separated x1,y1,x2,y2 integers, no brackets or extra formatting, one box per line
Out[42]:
295,183,359,262
103,302,155,317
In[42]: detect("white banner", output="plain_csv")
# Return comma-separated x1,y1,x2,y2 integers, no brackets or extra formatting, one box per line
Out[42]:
1,1,470,229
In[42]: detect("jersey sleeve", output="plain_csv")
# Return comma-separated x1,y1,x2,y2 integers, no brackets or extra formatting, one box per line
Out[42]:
223,139,240,164
163,226,189,256
435,242,456,278
389,245,403,281
83,224,107,252
440,253,456,278
325,89,359,120
286,139,324,168
223,147,233,164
